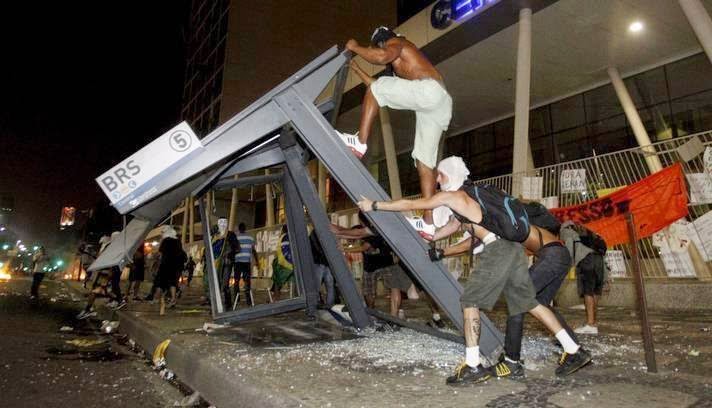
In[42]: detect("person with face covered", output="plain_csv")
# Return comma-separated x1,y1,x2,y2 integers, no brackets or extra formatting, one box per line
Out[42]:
357,156,591,386
341,27,452,228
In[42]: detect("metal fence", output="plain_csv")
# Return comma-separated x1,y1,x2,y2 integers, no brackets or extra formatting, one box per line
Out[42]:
475,130,712,280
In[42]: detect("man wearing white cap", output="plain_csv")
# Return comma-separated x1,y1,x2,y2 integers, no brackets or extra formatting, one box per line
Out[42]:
340,27,452,229
357,156,591,385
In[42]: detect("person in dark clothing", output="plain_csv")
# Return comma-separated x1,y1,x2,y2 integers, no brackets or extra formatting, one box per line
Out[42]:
155,227,187,315
309,229,335,308
126,245,145,301
220,231,240,308
185,257,196,287
29,247,50,299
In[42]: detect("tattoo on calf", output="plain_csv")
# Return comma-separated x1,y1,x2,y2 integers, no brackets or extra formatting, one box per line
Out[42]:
469,316,481,343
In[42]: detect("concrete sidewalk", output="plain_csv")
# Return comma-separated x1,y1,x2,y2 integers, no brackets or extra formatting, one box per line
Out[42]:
65,280,712,407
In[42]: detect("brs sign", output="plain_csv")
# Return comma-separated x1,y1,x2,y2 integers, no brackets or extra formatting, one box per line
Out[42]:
96,121,202,206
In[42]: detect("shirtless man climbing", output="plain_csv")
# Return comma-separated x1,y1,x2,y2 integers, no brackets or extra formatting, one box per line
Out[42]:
340,27,452,227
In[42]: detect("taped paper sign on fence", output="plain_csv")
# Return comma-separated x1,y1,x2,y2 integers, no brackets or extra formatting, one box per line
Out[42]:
686,173,712,204
560,169,587,193
676,136,705,163
683,222,710,262
692,210,712,262
551,164,688,247
660,246,697,278
651,220,697,277
521,176,543,200
605,250,627,278
541,196,559,209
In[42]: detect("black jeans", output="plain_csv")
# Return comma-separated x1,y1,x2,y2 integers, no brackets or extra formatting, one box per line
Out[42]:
31,273,45,297
504,243,578,361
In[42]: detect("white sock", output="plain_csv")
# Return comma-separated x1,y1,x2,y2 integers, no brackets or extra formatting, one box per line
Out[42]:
432,313,441,321
555,329,580,354
465,346,480,368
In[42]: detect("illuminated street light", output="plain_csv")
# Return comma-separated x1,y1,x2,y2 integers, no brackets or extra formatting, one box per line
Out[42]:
629,21,644,33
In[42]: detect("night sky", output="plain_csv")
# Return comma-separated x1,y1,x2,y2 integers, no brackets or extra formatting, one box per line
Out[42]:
0,2,189,247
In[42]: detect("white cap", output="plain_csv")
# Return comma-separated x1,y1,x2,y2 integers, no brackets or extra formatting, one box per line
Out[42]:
437,156,470,191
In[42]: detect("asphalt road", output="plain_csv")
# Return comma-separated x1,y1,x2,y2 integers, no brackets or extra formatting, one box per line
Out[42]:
0,276,195,408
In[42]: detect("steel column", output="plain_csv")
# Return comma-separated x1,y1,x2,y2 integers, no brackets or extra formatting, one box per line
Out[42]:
198,196,224,317
281,143,372,329
282,170,321,317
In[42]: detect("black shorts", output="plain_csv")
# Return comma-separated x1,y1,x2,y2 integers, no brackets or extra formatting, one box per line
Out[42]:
577,253,605,296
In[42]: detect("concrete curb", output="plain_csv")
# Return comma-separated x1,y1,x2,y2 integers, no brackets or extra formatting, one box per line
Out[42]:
116,310,303,407
63,282,302,407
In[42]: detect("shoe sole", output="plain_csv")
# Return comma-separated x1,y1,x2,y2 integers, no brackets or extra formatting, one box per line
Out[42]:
446,374,491,386
556,355,592,377
348,147,364,159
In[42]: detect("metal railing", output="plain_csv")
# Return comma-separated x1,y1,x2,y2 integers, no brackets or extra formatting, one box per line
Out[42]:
475,130,712,280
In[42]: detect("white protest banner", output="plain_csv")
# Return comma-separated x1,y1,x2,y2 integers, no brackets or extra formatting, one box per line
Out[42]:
660,245,697,277
560,169,587,193
685,173,712,204
521,176,543,200
605,250,627,278
541,196,559,209
684,222,710,262
693,210,712,261
96,121,202,206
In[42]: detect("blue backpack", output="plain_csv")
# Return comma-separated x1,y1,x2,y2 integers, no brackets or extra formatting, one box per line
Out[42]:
456,181,531,242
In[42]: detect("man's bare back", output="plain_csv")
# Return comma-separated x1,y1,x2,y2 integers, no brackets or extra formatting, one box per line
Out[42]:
386,37,443,83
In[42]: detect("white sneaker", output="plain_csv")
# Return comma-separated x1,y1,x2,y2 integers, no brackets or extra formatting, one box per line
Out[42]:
574,324,598,335
106,300,118,308
337,131,367,158
406,216,435,240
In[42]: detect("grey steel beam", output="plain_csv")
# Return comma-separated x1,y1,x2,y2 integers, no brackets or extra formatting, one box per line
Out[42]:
281,142,371,329
213,298,307,325
219,145,286,180
282,168,320,318
213,173,283,192
117,47,346,215
274,88,504,358
198,196,224,317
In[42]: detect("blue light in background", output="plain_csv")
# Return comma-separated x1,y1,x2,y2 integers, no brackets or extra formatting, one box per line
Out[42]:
452,0,494,21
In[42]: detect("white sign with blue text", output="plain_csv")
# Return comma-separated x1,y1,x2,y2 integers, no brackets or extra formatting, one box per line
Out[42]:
96,122,202,206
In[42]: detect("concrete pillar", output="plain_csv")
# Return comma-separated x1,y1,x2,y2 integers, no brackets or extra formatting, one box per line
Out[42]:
380,108,403,199
608,67,663,173
188,196,195,244
265,169,275,227
680,0,712,64
227,175,239,232
180,197,188,245
511,8,535,198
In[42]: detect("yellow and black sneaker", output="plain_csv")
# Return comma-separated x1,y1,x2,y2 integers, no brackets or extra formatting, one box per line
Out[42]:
555,348,592,377
446,362,492,386
493,357,525,379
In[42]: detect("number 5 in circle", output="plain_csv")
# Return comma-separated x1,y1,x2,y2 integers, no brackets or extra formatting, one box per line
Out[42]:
169,130,191,152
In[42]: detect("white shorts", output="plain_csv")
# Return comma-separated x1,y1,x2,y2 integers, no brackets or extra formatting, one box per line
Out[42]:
370,76,453,169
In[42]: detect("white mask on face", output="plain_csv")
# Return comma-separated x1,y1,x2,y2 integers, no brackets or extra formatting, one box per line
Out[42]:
437,156,470,191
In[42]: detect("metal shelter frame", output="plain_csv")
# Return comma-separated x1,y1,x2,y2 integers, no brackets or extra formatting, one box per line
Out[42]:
92,46,504,360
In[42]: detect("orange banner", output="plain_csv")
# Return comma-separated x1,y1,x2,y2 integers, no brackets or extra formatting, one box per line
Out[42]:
551,163,689,247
